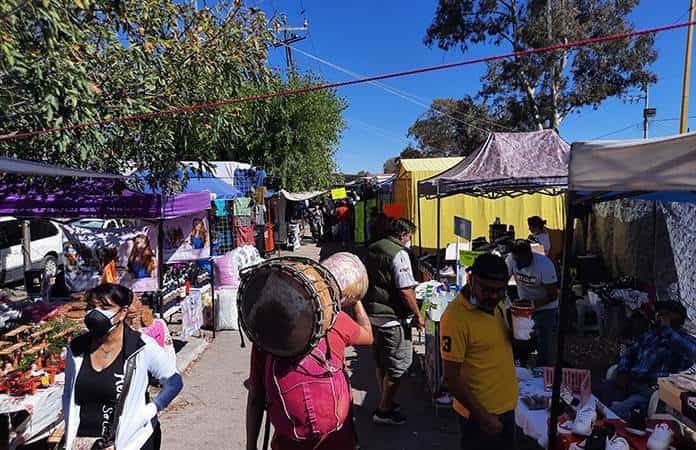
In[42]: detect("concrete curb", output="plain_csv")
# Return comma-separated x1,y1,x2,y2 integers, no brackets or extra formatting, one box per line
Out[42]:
176,335,211,374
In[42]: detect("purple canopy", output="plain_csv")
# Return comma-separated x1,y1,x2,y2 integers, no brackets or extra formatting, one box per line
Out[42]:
0,178,210,219
418,130,570,198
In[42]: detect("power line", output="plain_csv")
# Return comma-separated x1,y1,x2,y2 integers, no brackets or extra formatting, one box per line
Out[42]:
286,43,512,133
1,19,693,142
591,122,641,139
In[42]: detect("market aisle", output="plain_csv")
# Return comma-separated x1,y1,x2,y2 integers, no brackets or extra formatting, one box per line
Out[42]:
160,241,461,449
160,330,250,450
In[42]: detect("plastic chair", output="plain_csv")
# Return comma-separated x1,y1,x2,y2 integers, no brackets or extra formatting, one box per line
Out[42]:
576,301,604,335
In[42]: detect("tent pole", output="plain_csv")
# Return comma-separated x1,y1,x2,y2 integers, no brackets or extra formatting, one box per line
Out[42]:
157,220,165,319
417,192,423,257
435,181,441,272
548,190,576,448
208,208,216,340
363,183,368,246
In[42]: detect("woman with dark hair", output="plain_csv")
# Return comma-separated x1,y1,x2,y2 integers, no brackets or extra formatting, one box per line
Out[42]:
527,216,551,256
128,234,156,279
189,218,207,250
62,283,183,450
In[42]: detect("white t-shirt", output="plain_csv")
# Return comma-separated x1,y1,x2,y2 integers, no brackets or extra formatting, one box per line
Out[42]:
370,249,417,328
533,231,552,256
253,204,266,225
506,252,558,311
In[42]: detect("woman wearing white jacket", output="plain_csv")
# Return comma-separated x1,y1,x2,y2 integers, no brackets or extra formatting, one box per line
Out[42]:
62,283,183,450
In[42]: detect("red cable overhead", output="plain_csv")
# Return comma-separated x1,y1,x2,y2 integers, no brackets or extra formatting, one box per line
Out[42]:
0,20,691,142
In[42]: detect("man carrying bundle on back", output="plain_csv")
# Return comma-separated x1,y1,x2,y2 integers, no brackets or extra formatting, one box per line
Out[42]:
242,257,373,450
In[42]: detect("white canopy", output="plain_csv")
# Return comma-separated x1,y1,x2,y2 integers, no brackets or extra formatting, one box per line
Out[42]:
570,132,696,192
279,189,325,202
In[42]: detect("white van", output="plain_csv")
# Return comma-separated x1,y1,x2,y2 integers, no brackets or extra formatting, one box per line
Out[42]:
0,217,63,285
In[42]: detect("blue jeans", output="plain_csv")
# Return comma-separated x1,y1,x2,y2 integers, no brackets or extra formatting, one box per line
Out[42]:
596,380,655,420
534,308,558,367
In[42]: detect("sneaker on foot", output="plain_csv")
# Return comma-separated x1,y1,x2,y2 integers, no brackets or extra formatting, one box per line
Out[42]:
647,423,673,450
373,408,407,425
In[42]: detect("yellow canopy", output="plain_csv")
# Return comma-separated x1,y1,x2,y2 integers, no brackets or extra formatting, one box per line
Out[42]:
392,158,565,250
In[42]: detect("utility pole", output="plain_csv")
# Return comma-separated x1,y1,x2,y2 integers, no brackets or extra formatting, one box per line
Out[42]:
272,18,308,73
642,83,656,139
680,0,696,133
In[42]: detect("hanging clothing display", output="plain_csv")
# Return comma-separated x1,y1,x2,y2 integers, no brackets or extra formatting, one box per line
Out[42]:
253,204,267,226
233,197,251,216
234,225,255,247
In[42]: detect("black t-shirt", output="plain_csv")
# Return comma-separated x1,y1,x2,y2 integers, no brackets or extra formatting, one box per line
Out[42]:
75,351,125,439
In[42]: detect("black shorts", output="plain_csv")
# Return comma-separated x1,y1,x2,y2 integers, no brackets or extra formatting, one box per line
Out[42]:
372,323,413,379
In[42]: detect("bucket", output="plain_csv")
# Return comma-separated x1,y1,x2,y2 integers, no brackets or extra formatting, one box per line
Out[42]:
319,252,369,308
511,300,535,341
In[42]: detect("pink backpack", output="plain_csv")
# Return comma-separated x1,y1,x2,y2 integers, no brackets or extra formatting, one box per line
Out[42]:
264,338,351,441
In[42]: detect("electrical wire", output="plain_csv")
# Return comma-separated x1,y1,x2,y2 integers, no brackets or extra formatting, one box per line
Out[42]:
1,19,693,142
286,43,512,133
591,122,641,140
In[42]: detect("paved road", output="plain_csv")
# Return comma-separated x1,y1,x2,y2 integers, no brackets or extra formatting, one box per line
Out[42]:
161,241,460,450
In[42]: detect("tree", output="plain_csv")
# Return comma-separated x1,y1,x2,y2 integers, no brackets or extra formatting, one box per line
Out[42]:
0,1,344,192
383,157,399,174
425,0,657,130
222,73,346,192
355,170,370,177
407,97,513,157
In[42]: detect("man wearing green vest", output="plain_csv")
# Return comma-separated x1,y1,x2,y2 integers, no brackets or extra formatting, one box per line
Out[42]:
364,218,424,426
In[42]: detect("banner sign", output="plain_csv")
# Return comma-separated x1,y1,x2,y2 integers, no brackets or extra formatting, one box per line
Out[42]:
331,188,347,200
163,214,211,263
62,224,159,292
454,216,472,240
182,290,204,337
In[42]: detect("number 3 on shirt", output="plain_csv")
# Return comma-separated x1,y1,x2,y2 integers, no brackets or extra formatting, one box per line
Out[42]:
442,336,452,353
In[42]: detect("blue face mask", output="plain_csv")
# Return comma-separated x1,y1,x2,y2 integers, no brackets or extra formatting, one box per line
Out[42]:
469,294,496,314
516,258,532,270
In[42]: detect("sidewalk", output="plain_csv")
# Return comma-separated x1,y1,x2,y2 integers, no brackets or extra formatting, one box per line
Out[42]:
160,241,461,449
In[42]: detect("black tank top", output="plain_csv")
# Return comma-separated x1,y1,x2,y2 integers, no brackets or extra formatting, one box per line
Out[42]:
75,351,125,439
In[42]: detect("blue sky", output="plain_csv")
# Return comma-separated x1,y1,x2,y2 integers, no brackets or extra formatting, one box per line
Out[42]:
255,0,696,173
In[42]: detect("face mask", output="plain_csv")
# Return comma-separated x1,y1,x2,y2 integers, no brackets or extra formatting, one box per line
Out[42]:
404,240,412,248
85,307,120,338
516,259,532,270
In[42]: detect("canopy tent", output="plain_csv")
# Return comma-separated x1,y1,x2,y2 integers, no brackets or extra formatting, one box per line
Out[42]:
393,157,463,249
181,160,252,182
278,189,325,202
0,156,124,179
548,132,696,447
0,178,209,219
134,168,243,199
419,130,570,198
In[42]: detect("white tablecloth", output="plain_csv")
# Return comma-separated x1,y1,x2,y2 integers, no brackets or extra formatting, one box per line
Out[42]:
515,375,618,449
0,373,65,447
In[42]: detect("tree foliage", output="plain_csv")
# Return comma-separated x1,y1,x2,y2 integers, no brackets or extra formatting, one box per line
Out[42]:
0,0,344,191
407,97,512,157
425,0,657,130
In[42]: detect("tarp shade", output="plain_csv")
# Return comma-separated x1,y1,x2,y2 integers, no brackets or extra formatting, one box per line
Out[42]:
570,133,696,192
419,130,570,197
0,156,123,179
135,168,243,199
393,157,564,248
279,189,325,202
0,178,209,219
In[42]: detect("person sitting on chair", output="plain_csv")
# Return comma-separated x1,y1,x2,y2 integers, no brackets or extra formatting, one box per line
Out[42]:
597,300,696,420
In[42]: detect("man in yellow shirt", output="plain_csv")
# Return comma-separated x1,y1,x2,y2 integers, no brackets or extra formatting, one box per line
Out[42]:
440,253,518,450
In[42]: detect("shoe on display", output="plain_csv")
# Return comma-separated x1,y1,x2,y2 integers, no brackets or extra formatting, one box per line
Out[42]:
605,436,629,450
647,423,674,450
572,404,597,437
373,408,407,426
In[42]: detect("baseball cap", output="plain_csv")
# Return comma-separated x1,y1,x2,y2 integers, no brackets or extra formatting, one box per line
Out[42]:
468,253,508,282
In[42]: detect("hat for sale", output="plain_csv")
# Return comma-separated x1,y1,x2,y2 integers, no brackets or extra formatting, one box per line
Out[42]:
467,253,508,282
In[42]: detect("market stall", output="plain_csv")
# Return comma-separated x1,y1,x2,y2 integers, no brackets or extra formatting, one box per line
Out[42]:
417,131,568,261
548,132,696,447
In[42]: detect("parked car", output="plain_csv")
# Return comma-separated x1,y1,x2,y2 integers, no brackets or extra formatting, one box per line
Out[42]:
0,217,63,285
66,218,125,229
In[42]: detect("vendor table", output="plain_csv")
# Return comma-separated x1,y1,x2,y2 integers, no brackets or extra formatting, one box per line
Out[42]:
0,374,64,448
516,375,618,449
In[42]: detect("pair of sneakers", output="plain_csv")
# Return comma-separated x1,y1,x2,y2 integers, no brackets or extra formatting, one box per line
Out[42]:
373,404,406,425
569,436,629,450
647,423,674,450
